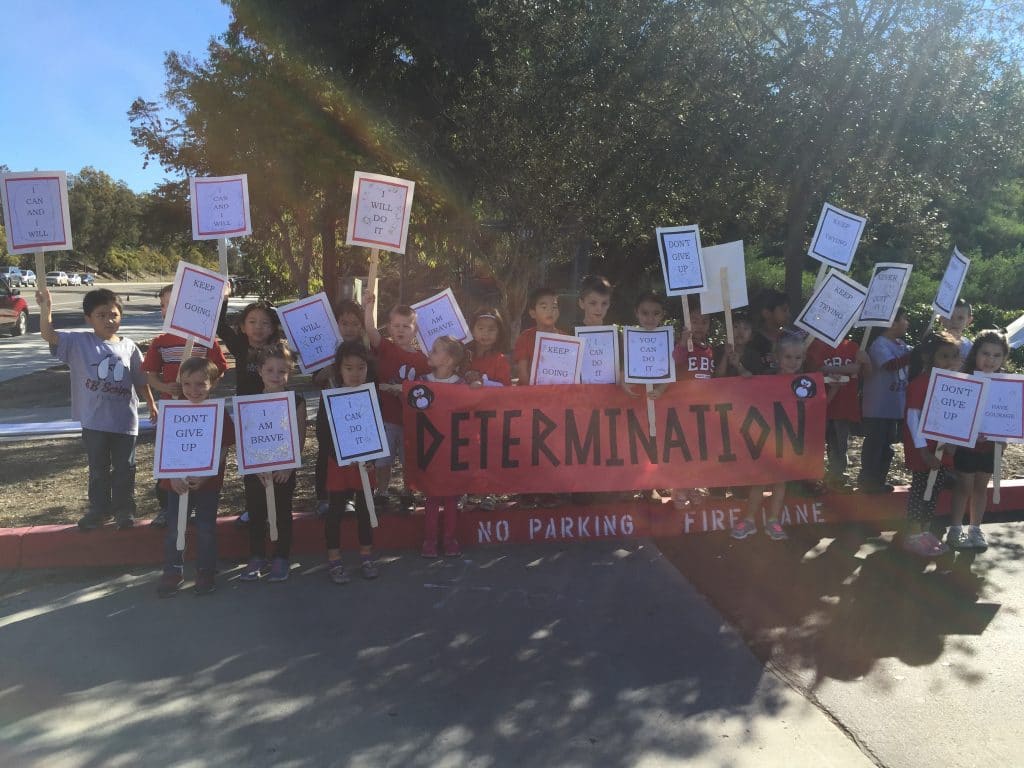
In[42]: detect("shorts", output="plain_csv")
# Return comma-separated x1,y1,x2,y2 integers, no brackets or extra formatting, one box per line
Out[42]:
953,447,995,475
379,422,404,468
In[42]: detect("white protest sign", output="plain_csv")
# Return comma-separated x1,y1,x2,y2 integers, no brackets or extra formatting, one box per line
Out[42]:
1007,312,1024,350
807,202,866,271
575,325,620,385
794,270,868,347
530,333,586,385
411,288,471,354
153,399,226,478
700,241,747,315
163,261,229,347
189,175,252,240
623,326,677,384
233,392,302,474
0,171,73,253
979,373,1024,443
323,383,390,465
932,247,970,319
918,368,989,448
656,225,707,296
856,262,913,327
278,293,343,374
345,171,415,254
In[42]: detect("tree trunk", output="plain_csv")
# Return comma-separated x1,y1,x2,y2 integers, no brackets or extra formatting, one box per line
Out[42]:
321,185,340,308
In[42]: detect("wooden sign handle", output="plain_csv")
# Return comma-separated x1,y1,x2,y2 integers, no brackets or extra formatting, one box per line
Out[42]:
176,490,189,551
681,297,694,352
218,237,229,276
359,462,379,528
367,249,380,328
993,442,1003,504
264,473,278,541
646,384,657,438
34,251,45,283
920,314,937,343
721,267,734,347
813,263,828,291
923,445,945,501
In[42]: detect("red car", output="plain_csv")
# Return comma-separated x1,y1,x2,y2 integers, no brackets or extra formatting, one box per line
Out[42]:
0,277,29,336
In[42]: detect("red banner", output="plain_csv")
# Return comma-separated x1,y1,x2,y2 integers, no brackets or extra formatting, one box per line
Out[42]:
402,375,826,495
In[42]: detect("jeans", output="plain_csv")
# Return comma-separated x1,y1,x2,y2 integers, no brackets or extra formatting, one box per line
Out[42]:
825,419,852,480
163,488,220,573
81,428,137,521
859,417,900,489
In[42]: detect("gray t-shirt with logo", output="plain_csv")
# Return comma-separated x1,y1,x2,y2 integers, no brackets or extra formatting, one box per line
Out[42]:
53,331,146,435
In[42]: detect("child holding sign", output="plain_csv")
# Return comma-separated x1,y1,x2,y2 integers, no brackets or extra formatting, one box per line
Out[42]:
217,299,282,397
674,295,715,380
859,308,912,493
947,330,1009,551
577,275,613,327
420,337,468,558
239,343,307,583
940,298,974,363
156,358,234,597
714,311,761,378
731,334,807,541
464,307,512,387
514,287,563,385
750,289,791,373
316,341,381,583
901,332,961,557
363,292,427,511
37,287,157,531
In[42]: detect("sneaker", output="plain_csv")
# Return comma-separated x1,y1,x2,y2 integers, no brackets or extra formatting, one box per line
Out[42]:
443,539,462,558
328,560,350,584
316,499,330,517
902,532,946,557
267,557,290,582
115,515,135,530
920,532,950,555
234,510,250,526
962,525,988,552
239,557,267,582
946,525,966,549
77,513,103,531
764,519,788,541
157,570,184,598
194,569,216,595
731,518,757,540
421,540,439,559
360,559,379,580
150,511,168,528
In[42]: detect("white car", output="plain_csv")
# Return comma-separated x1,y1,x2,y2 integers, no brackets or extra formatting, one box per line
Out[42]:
68,273,82,286
46,271,69,287
22,270,36,287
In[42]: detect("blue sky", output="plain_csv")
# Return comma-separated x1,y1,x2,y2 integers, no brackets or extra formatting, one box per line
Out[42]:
0,0,232,193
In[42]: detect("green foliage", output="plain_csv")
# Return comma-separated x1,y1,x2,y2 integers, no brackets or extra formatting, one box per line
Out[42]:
68,167,141,271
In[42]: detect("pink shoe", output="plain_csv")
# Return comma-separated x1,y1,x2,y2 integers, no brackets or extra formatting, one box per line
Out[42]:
731,518,757,540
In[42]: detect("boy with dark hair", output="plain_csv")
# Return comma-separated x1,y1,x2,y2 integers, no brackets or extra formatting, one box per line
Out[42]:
37,287,157,530
750,289,791,373
514,286,562,384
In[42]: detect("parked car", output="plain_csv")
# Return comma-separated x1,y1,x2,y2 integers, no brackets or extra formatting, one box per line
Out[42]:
46,271,69,287
21,270,37,287
68,273,82,286
1,267,24,287
0,277,29,336
80,273,96,286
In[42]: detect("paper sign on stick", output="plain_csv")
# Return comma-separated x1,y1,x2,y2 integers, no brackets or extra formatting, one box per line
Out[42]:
807,202,866,271
932,247,970,319
411,288,471,354
700,241,747,315
575,326,620,385
0,171,73,253
278,293,343,374
979,374,1024,443
154,399,226,478
164,261,229,348
857,262,913,327
189,175,251,240
345,171,415,254
623,326,676,385
656,225,707,296
530,333,585,385
918,368,989,448
1006,312,1024,350
794,270,868,347
323,383,390,465
233,392,302,474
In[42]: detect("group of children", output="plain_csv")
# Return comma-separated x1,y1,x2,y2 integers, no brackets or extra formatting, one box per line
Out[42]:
36,273,1009,597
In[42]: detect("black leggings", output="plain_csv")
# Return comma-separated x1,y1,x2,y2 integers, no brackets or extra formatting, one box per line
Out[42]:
244,474,296,559
324,490,374,551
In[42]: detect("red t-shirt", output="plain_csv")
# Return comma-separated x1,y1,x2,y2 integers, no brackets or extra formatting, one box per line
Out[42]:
142,333,229,398
374,337,428,425
673,341,715,380
327,459,377,492
467,350,512,386
903,375,955,472
806,338,862,422
513,327,564,385
159,413,236,492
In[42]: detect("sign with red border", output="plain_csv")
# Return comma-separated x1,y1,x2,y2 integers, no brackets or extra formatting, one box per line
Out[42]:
278,293,342,374
345,171,415,254
980,373,1024,443
530,332,585,385
154,399,226,478
163,261,229,347
0,171,73,253
189,175,252,240
918,368,989,448
233,392,302,474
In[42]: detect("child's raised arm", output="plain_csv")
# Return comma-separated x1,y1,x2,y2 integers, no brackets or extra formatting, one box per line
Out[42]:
36,288,58,346
362,291,382,348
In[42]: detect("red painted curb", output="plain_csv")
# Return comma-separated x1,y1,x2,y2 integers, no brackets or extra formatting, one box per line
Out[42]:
2,481,1023,571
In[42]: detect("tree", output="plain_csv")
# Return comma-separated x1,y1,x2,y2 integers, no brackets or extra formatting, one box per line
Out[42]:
67,167,141,271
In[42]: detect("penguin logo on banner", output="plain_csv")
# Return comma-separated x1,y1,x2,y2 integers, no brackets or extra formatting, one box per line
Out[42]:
408,385,434,410
792,376,817,400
